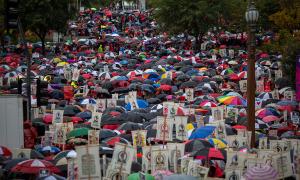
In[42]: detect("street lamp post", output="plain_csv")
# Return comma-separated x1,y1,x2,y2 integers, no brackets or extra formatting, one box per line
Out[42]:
245,0,259,148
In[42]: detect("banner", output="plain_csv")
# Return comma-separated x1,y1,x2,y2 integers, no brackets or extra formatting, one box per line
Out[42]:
296,55,300,101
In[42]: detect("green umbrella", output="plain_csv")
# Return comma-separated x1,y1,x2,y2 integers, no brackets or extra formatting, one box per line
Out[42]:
128,173,155,180
67,128,89,139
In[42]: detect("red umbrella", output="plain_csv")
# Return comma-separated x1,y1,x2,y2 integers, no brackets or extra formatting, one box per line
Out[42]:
193,147,225,160
0,146,12,158
232,125,247,130
262,115,279,123
11,159,60,174
160,84,172,91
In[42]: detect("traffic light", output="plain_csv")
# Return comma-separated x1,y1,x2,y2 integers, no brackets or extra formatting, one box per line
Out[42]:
5,0,20,29
36,79,49,106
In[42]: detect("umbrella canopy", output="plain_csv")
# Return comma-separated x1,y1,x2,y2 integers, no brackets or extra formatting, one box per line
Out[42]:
217,95,246,106
185,139,214,153
67,128,89,139
11,159,60,174
128,172,155,180
189,126,216,139
191,147,225,160
0,146,12,158
244,165,278,180
207,138,227,149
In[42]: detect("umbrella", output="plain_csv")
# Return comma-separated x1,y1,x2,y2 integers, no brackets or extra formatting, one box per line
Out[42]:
244,165,278,180
38,146,61,154
185,139,214,153
255,108,280,119
207,138,227,149
125,99,149,111
53,151,70,162
199,100,217,108
141,84,156,93
217,95,246,106
117,122,142,131
0,146,12,158
67,128,89,139
80,98,97,105
2,158,28,172
257,92,273,100
191,147,225,160
189,126,216,139
103,136,130,147
128,172,155,180
262,115,279,123
11,159,60,174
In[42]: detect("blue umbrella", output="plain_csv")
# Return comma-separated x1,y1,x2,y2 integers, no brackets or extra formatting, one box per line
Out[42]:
277,100,298,106
76,111,92,120
80,98,97,105
120,60,128,65
189,126,216,139
125,99,149,111
38,146,61,153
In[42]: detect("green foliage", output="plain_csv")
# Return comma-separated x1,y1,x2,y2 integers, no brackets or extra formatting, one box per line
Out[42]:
19,0,75,54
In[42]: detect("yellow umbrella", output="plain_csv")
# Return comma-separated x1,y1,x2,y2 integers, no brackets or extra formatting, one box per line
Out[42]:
208,138,227,149
186,123,195,131
53,57,62,63
56,62,69,67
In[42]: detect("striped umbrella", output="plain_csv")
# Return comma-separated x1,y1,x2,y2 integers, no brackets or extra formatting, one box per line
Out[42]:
244,165,278,180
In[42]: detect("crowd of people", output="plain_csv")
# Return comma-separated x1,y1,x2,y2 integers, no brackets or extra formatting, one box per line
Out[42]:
0,7,299,180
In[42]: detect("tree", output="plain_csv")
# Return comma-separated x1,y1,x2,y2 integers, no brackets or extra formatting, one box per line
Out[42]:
20,0,75,55
149,0,245,48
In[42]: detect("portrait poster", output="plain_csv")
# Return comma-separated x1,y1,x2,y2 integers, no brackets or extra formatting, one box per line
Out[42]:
246,158,265,170
151,149,169,172
211,107,224,121
107,99,117,108
226,135,247,151
91,112,102,129
225,168,242,180
64,66,72,82
156,116,173,141
274,70,283,80
257,149,275,164
215,120,227,139
272,89,280,99
96,99,106,113
259,137,268,149
63,122,74,134
226,107,238,122
132,130,147,147
268,129,278,137
105,166,128,180
162,101,175,117
53,123,66,145
284,90,294,101
76,145,101,180
165,71,173,79
103,65,109,72
112,93,119,100
195,115,205,128
12,148,31,159
181,157,193,175
88,130,100,145
290,111,300,125
187,161,209,179
229,49,235,58
270,140,291,153
239,80,247,93
272,152,293,179
0,77,2,86
226,151,239,169
111,143,135,174
72,68,80,81
52,110,64,124
174,116,188,141
166,143,185,171
51,104,56,111
128,91,137,100
41,131,54,147
128,96,139,110
185,88,194,102
256,80,264,93
142,146,160,172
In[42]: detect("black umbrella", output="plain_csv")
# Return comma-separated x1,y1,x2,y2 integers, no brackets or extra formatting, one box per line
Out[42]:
50,89,64,100
185,139,214,153
117,122,143,131
160,78,172,85
62,105,82,116
180,81,197,89
147,98,161,104
141,84,155,93
2,158,28,172
99,129,118,140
